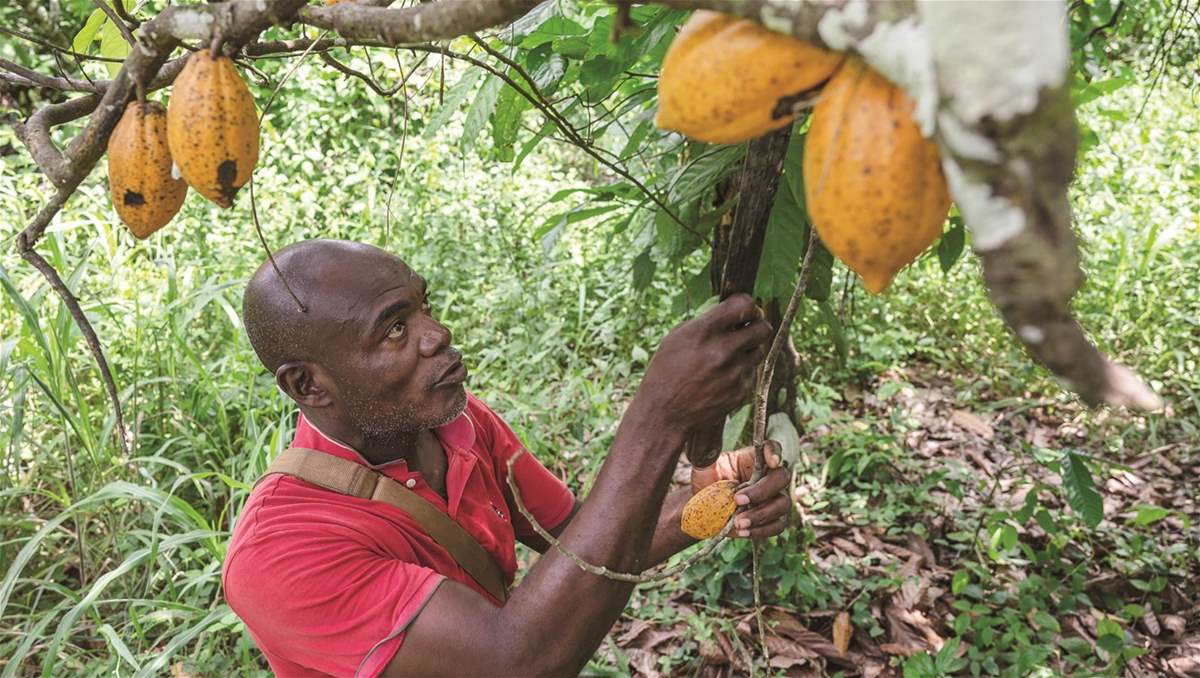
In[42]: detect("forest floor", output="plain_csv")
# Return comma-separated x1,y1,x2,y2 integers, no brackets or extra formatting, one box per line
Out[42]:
587,363,1199,677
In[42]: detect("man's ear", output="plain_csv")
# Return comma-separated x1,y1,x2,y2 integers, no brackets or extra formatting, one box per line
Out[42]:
276,362,333,408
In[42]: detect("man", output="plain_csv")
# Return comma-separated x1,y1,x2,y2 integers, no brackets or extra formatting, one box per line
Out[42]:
223,239,793,676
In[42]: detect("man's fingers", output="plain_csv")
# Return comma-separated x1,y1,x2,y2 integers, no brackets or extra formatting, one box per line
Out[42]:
733,493,791,530
734,465,789,505
701,294,762,334
735,513,789,539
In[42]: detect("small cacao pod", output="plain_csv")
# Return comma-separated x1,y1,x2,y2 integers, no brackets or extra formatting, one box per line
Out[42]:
681,480,738,540
656,11,844,144
106,101,188,238
167,50,260,208
803,58,950,294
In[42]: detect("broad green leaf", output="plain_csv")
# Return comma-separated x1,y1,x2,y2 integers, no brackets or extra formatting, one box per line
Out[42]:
755,181,807,304
632,248,655,290
1131,504,1169,527
951,570,969,595
938,218,966,273
98,16,132,79
1061,451,1104,529
527,47,566,95
491,82,532,161
73,9,107,54
461,73,504,151
423,68,481,139
666,145,744,204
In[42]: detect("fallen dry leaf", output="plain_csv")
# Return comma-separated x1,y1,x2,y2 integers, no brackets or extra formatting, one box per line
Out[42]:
833,611,853,655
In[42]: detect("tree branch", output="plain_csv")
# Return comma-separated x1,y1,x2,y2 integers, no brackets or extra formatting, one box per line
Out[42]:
298,0,543,44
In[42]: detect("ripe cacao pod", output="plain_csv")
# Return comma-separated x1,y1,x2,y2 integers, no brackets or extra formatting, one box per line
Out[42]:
106,101,188,238
167,50,260,208
681,480,738,540
803,58,951,294
656,11,844,145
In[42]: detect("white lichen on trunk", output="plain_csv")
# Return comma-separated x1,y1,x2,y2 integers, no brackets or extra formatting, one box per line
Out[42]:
919,1,1070,125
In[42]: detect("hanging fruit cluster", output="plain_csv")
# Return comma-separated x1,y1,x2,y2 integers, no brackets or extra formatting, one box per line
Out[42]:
656,12,951,294
105,49,260,239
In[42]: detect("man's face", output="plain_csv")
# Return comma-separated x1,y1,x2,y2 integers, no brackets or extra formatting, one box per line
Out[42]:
313,248,468,443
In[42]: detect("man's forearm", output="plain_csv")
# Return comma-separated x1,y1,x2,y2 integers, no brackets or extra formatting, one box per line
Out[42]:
495,405,687,675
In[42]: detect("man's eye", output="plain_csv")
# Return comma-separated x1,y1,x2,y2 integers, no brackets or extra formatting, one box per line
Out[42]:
386,320,406,339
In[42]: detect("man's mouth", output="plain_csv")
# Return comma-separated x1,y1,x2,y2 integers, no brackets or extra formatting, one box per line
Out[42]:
434,352,467,387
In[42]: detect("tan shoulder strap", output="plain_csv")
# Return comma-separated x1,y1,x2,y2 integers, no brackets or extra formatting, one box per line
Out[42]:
258,447,508,602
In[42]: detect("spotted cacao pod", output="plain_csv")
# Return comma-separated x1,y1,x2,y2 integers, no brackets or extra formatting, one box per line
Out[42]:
106,101,188,238
681,480,738,540
167,50,260,208
803,58,951,294
656,11,844,144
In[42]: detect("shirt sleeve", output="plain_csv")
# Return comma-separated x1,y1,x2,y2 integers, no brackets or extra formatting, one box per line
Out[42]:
223,511,444,678
468,396,576,539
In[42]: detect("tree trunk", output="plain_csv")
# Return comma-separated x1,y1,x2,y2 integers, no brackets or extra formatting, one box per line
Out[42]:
687,125,796,468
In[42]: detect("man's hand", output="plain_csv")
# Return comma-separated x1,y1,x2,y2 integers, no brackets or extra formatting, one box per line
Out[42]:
633,294,772,434
691,440,792,539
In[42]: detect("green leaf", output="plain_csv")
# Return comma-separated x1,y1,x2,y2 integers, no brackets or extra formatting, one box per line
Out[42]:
423,68,481,139
1032,610,1060,633
461,73,504,151
938,218,966,273
579,56,622,100
490,82,531,161
804,242,834,302
534,204,620,254
73,9,107,54
632,248,655,290
527,46,567,95
1061,451,1104,529
98,16,132,79
1130,503,1169,527
951,570,969,595
755,133,809,303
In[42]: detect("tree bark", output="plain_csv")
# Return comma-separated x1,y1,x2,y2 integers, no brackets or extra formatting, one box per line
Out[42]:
688,126,794,468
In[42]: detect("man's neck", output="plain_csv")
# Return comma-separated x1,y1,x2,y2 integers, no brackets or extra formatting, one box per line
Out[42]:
303,412,424,467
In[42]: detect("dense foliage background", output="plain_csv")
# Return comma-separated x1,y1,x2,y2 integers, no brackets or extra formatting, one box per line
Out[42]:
1,0,1198,675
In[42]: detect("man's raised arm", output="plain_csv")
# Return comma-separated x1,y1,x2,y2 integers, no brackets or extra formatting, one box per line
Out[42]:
384,294,770,677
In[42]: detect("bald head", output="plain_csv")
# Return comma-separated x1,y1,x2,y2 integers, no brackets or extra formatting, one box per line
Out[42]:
242,239,411,373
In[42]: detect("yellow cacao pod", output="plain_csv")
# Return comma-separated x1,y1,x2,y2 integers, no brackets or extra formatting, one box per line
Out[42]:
803,58,951,294
681,480,738,540
106,101,188,238
167,50,260,208
656,11,844,144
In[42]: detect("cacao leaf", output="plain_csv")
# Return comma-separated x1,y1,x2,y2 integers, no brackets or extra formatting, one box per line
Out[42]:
72,9,107,54
98,16,131,79
461,74,504,151
422,68,481,139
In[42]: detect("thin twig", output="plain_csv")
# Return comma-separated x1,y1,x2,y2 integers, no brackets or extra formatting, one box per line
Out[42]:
0,25,127,63
505,449,733,582
318,51,405,97
410,43,706,245
247,29,331,314
18,244,130,455
751,227,821,481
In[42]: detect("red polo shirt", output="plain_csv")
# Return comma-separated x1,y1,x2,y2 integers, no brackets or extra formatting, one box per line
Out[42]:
222,393,575,677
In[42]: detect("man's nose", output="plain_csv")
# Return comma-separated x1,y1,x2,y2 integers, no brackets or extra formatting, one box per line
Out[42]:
418,318,452,357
